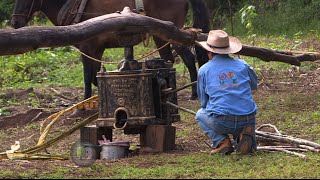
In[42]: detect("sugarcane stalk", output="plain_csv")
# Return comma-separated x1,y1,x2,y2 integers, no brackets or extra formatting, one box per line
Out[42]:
21,113,98,154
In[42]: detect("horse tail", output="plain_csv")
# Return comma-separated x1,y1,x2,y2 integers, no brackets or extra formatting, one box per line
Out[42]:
188,0,210,67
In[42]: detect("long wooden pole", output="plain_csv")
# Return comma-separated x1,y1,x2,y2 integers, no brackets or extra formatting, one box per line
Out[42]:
1,7,320,66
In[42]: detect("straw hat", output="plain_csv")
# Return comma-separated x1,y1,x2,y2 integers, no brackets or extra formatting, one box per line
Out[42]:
196,30,242,54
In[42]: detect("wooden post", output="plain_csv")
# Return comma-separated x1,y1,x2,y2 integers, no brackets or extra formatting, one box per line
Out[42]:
140,125,176,152
80,125,112,159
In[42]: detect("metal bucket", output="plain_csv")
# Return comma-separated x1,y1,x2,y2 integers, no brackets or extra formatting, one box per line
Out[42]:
100,141,130,160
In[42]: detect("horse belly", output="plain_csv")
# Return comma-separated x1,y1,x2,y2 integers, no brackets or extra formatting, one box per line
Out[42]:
143,0,187,28
84,0,135,19
89,33,143,48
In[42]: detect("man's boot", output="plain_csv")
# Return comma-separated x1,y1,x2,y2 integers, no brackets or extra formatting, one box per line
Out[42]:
236,125,255,155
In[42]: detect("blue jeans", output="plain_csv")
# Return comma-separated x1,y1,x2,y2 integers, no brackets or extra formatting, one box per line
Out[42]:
195,108,257,151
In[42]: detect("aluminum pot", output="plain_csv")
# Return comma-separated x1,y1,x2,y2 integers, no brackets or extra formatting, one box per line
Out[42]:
100,141,130,160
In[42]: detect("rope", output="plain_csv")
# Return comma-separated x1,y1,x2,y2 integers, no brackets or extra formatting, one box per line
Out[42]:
182,26,200,46
72,47,108,64
136,42,170,61
71,41,170,65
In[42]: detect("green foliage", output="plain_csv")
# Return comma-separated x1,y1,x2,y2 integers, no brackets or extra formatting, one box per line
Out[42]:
0,47,81,89
204,0,242,29
0,107,10,116
230,0,320,37
0,41,168,90
0,0,14,27
240,5,257,48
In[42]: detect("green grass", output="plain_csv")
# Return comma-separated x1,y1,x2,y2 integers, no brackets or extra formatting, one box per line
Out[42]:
1,152,319,179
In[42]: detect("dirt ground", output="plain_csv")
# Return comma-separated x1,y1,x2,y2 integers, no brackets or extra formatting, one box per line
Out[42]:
0,65,320,175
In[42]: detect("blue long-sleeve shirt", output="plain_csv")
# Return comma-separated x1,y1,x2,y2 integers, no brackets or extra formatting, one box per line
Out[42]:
197,54,258,116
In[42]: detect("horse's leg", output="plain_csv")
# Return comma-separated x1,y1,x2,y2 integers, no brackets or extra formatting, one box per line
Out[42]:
82,54,94,100
172,44,198,100
71,45,103,117
82,53,102,100
195,46,209,68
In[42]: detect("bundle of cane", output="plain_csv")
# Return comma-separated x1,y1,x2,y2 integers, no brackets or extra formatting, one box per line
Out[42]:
256,124,320,160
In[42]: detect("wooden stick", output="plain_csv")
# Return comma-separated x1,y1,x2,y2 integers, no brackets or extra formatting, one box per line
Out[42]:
163,81,197,95
258,146,309,152
297,145,320,153
257,136,320,153
280,149,308,160
164,101,196,115
256,135,285,146
256,130,320,148
256,124,282,135
258,148,308,160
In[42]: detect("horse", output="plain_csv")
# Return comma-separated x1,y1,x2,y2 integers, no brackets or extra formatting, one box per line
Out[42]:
11,0,210,102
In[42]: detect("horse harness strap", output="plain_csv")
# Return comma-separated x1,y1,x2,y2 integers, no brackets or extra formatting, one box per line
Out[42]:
11,0,43,19
135,0,145,15
57,0,88,26
73,0,88,24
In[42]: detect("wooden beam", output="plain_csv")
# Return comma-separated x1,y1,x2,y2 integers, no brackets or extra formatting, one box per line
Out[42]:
1,7,319,66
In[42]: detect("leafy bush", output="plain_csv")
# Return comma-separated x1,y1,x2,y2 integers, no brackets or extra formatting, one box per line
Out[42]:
0,47,82,88
229,0,320,37
0,0,14,27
